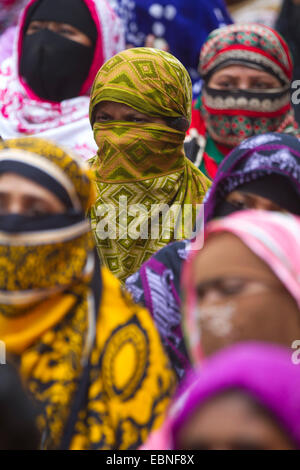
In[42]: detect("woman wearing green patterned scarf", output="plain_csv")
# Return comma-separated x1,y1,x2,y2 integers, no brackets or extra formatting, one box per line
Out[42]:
89,47,210,282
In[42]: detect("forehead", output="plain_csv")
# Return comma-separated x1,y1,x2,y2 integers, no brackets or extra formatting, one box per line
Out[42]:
192,231,271,282
0,172,54,199
194,232,240,265
179,390,275,437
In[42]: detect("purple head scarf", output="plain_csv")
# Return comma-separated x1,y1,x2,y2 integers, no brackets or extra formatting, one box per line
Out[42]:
126,132,300,380
142,342,300,449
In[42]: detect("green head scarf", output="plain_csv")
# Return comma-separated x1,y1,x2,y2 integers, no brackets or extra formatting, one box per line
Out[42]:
90,47,192,122
89,47,210,282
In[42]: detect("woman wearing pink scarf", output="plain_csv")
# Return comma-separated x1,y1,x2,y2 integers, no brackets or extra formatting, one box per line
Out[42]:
181,210,300,363
143,209,300,449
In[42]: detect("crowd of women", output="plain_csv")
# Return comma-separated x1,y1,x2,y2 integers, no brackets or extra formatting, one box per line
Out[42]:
0,0,300,451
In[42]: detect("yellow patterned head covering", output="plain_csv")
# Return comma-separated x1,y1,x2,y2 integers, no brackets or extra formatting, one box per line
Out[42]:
0,137,95,318
89,47,211,282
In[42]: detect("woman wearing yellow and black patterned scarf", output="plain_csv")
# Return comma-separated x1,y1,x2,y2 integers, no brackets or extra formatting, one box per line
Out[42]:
0,137,175,450
89,47,211,283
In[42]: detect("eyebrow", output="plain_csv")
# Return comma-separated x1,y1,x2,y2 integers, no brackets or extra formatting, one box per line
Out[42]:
56,24,79,31
215,74,237,80
216,72,276,80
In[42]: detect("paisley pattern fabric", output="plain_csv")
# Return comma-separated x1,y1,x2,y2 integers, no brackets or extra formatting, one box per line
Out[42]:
90,47,211,282
0,138,175,449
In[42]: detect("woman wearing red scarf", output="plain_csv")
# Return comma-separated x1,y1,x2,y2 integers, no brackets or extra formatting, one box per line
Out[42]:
185,23,300,179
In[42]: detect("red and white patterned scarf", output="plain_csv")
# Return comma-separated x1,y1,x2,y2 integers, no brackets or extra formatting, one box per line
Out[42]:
199,24,299,148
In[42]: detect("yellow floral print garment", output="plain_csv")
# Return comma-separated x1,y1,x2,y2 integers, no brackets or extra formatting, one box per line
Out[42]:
0,138,175,449
19,268,175,450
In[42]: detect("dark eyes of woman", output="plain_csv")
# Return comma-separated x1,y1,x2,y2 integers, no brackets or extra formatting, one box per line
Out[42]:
220,280,246,295
217,81,234,89
196,279,246,300
216,80,275,90
124,115,148,123
251,81,274,89
59,28,76,36
230,199,248,209
28,24,77,37
96,113,111,122
28,25,40,33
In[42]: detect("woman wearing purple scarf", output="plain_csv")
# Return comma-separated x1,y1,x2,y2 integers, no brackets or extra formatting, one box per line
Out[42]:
125,132,300,379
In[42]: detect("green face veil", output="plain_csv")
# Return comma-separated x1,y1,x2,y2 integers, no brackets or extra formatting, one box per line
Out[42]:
89,47,211,282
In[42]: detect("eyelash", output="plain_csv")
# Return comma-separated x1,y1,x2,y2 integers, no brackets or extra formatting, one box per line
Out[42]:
218,82,232,87
59,28,77,35
131,117,147,123
96,114,110,121
252,82,271,88
231,199,248,208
